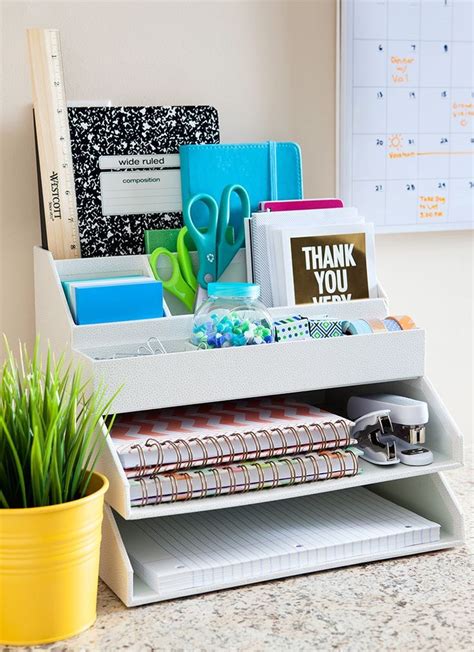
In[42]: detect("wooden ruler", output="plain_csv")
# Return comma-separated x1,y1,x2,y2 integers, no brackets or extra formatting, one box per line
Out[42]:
27,28,81,259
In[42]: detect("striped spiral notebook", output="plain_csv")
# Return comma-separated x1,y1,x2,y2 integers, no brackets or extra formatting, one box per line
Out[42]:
129,449,359,506
120,487,441,597
111,397,354,477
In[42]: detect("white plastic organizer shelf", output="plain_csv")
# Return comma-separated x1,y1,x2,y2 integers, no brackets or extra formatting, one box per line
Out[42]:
99,473,464,606
96,377,463,520
34,247,425,413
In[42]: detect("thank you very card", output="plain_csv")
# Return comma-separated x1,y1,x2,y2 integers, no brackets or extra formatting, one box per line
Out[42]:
280,225,377,305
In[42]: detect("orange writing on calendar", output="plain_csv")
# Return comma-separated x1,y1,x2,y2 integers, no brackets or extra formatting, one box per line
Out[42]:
290,233,369,304
342,0,474,232
390,54,415,85
419,195,446,220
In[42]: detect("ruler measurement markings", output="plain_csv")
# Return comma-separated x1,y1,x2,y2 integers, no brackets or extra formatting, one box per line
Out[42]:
28,28,81,258
50,30,79,248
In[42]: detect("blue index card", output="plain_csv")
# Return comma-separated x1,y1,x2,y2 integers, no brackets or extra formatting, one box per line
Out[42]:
71,279,163,325
62,275,147,307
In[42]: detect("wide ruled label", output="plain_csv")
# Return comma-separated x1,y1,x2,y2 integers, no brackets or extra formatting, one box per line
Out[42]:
98,153,180,170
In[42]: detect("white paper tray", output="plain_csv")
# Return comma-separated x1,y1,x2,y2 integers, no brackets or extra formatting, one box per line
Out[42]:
99,473,464,606
96,377,463,520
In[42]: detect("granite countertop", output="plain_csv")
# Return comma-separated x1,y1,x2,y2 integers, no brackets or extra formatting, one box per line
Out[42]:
9,450,472,652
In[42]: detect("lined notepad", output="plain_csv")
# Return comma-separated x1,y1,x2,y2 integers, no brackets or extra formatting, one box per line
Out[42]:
120,488,440,597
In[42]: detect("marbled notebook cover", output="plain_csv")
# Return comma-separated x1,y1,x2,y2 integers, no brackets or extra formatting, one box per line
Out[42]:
67,105,219,257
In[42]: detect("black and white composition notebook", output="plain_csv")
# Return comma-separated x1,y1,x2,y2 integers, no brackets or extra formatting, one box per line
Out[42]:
67,105,219,257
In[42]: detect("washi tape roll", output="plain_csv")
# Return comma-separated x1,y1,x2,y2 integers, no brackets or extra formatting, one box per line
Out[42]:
308,318,344,339
364,318,387,333
273,315,310,342
342,319,373,335
387,315,416,330
383,318,402,332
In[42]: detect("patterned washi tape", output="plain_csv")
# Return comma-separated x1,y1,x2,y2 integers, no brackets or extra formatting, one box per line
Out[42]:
273,315,310,342
308,319,344,339
278,314,416,338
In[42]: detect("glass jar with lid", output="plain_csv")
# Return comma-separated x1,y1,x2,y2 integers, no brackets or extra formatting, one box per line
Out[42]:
190,282,274,349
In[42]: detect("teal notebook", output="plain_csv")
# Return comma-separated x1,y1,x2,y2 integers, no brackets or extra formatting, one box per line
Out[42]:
179,141,303,229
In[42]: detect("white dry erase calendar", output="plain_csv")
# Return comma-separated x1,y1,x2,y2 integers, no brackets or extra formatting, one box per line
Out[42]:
340,0,474,232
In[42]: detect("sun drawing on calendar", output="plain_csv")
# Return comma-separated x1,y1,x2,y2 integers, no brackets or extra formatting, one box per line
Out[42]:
388,134,403,150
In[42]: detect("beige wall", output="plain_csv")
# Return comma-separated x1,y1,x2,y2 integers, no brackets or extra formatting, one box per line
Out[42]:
0,1,472,435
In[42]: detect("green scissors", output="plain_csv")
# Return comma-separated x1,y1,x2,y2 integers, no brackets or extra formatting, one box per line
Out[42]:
149,227,198,311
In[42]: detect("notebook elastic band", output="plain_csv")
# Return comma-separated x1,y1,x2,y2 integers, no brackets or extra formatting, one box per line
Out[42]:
269,141,278,200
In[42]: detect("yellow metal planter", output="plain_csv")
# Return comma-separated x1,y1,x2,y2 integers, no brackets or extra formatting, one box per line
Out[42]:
0,472,108,646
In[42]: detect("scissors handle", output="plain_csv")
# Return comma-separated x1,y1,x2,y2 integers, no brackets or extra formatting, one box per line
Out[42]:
217,184,249,278
149,247,196,311
176,227,197,292
183,193,219,289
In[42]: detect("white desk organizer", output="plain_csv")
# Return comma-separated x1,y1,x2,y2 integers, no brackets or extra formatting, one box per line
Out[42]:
34,246,464,607
35,247,425,413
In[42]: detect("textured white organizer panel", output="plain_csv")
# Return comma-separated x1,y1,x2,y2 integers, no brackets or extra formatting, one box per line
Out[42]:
34,245,423,415
96,377,463,520
99,473,464,607
36,244,388,345
76,328,424,414
34,246,160,355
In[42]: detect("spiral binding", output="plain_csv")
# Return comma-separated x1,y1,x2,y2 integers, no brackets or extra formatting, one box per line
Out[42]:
129,419,352,476
135,449,359,505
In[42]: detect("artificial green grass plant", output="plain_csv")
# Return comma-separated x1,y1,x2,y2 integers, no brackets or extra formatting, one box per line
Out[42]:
0,339,117,508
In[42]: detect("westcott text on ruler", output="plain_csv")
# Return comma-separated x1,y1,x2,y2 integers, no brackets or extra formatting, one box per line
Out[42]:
28,28,81,259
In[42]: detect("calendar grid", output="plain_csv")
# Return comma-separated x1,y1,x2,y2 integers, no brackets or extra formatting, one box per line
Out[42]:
352,38,472,44
341,0,473,233
383,2,389,226
416,0,423,226
447,0,455,225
